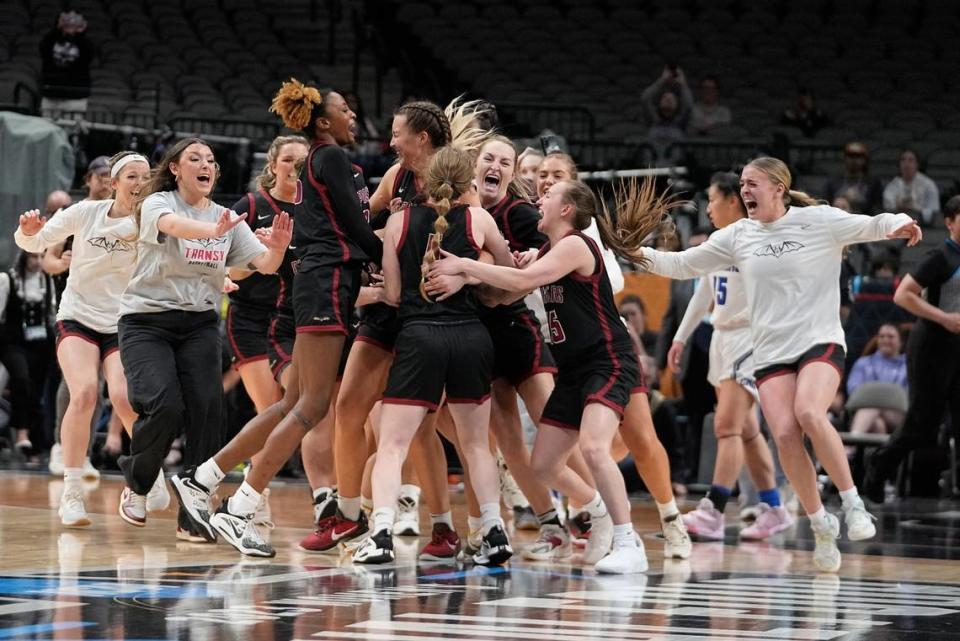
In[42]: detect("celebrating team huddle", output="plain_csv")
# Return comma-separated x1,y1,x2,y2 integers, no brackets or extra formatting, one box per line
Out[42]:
16,79,922,575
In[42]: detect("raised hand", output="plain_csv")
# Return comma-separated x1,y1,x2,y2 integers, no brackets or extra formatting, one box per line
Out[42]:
263,212,293,251
18,209,46,236
213,209,247,238
887,220,922,246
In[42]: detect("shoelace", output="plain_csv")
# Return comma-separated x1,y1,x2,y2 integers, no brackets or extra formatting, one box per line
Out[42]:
63,488,84,512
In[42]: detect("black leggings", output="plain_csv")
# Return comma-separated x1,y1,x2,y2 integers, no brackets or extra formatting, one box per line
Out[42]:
118,310,223,495
0,339,54,450
871,328,960,482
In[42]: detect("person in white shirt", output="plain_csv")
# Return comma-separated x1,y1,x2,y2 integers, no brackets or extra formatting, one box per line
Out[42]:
14,151,168,527
639,157,920,572
666,172,791,542
114,138,291,536
882,149,940,226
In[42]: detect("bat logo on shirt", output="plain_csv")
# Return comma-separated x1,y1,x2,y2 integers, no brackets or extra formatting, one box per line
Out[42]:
753,240,804,258
192,237,229,248
88,236,134,253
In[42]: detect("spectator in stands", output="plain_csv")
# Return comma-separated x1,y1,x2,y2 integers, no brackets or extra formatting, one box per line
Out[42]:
865,196,960,502
619,295,658,356
883,149,940,227
0,251,57,463
688,75,732,136
845,324,908,452
38,11,93,119
641,66,694,162
780,87,829,137
826,142,883,216
517,148,543,192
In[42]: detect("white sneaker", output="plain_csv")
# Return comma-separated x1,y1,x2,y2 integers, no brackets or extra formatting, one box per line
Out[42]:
170,469,217,542
522,524,573,560
662,514,692,559
48,443,64,476
209,500,275,558
582,511,613,564
82,458,100,481
118,487,147,527
499,457,529,510
59,484,91,527
394,493,420,536
844,500,877,541
811,512,841,573
253,488,275,531
146,470,170,512
595,533,648,574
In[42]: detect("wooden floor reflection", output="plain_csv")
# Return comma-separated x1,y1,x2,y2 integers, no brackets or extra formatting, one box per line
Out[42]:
1,470,959,640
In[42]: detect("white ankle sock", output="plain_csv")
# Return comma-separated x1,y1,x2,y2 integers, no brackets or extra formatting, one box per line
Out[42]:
339,496,362,521
399,484,421,502
480,502,501,534
227,481,260,517
430,511,453,528
839,487,861,510
808,506,830,530
612,523,634,545
312,486,334,501
467,515,483,534
195,459,224,491
585,491,607,519
372,507,395,533
656,499,679,521
64,467,83,486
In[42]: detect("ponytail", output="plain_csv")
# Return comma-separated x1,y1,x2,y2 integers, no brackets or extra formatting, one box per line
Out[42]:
786,188,821,207
560,179,681,270
419,146,475,302
269,79,330,139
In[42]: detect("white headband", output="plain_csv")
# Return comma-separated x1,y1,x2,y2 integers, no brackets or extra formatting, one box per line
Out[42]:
110,154,150,178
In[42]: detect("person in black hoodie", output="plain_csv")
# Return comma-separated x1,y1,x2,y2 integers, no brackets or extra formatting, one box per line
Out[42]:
39,11,93,119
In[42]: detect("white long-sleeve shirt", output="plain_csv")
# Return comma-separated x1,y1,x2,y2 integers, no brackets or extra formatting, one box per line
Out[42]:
643,205,913,369
15,200,138,333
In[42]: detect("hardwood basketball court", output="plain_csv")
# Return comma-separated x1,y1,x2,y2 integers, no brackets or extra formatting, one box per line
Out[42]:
1,470,959,640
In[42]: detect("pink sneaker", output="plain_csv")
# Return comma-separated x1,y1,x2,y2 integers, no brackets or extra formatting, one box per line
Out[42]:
681,498,725,540
739,503,795,540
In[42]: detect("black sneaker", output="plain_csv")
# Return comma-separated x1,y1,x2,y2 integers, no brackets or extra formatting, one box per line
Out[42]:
170,467,216,542
474,524,513,566
352,528,395,564
209,499,276,558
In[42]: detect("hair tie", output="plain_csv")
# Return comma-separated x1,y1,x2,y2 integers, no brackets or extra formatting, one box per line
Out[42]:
110,154,149,178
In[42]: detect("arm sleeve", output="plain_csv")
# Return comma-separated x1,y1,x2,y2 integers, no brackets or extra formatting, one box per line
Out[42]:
14,202,82,252
673,276,712,344
225,217,268,268
642,228,736,279
909,250,947,289
317,147,383,264
823,206,914,247
139,192,174,244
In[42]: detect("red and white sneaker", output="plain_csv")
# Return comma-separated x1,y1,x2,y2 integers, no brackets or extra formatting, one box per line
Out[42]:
681,498,725,541
419,523,460,561
522,524,573,560
740,503,795,540
299,510,369,553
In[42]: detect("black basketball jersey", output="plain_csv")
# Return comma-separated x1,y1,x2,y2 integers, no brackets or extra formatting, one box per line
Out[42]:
538,230,632,366
489,192,547,253
482,192,548,319
396,203,480,321
228,189,293,311
296,143,380,269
